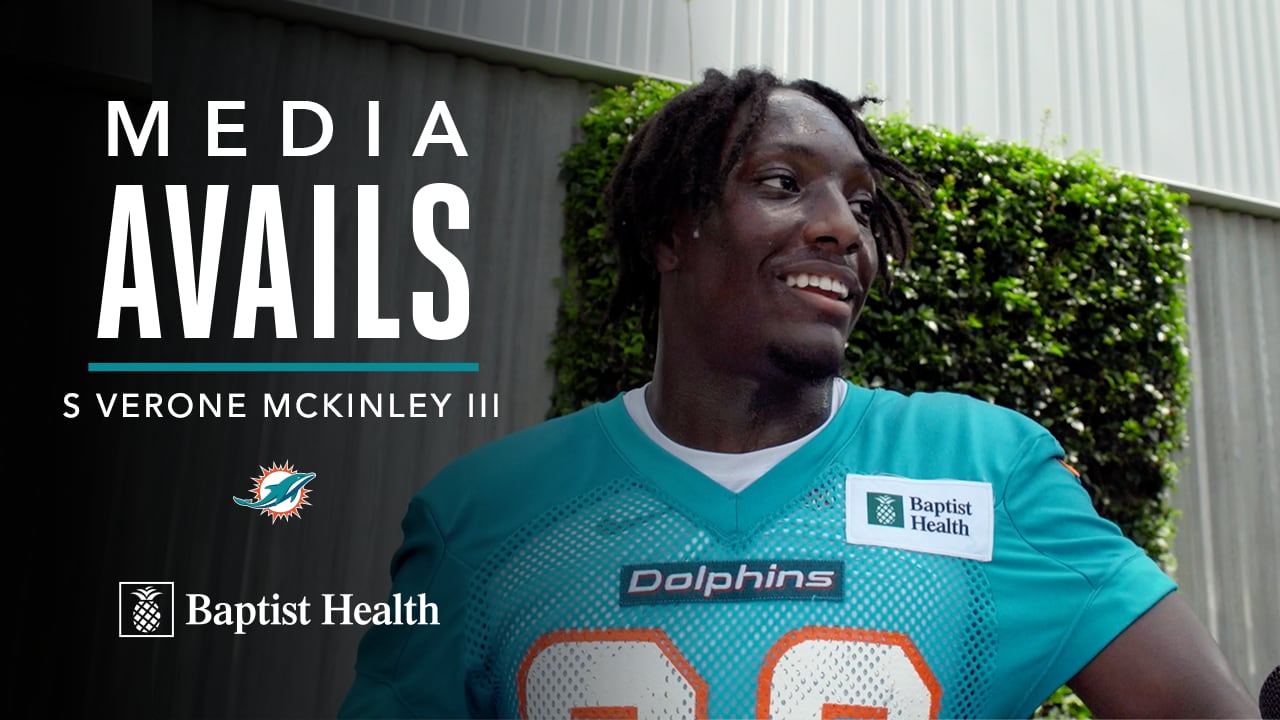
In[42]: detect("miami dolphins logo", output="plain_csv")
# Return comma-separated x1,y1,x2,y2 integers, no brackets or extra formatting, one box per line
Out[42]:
234,462,315,523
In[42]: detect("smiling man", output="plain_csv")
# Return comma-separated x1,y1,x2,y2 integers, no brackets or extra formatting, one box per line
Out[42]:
341,68,1256,719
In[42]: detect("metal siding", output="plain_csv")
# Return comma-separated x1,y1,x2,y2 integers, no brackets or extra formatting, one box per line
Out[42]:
686,0,737,75
956,0,1000,136
905,0,927,120
590,0,618,65
616,0,644,68
1182,0,1279,200
1178,206,1280,695
461,0,526,46
880,0,905,112
426,0,464,32
390,0,426,23
1257,0,1280,196
1205,1,1239,194
813,0,862,98
356,0,390,16
288,0,1277,201
647,0,689,79
1134,0,1197,181
784,0,801,70
558,0,592,58
1054,0,1081,153
758,0,785,76
1113,1,1141,169
929,0,956,128
734,0,763,70
526,0,562,52
1095,0,1121,159
995,0,1017,139
795,0,815,78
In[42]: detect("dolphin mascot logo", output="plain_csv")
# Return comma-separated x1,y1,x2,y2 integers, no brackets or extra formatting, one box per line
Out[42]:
234,471,316,510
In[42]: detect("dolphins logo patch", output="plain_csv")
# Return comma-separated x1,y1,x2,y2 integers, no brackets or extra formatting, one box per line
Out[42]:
234,462,316,523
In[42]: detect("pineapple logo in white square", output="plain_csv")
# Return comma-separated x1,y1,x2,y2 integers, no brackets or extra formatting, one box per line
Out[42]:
119,581,175,638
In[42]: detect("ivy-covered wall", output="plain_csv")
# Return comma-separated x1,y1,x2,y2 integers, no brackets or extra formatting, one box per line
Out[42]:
548,77,1193,716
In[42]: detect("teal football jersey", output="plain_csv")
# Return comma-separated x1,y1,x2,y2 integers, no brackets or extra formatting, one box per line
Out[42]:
341,383,1175,719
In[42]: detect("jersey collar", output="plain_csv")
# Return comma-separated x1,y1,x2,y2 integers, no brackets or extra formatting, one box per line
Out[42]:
594,380,876,540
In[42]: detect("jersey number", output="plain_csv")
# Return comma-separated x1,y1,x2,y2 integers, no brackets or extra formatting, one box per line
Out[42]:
517,627,941,719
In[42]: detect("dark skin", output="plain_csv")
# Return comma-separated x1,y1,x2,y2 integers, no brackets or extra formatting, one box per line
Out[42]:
649,88,1258,718
650,89,875,452
1071,593,1258,717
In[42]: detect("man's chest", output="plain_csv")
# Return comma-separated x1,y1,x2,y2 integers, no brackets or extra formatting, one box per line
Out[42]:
466,482,1002,718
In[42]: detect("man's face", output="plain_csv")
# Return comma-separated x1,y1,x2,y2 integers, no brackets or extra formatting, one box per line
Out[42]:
659,89,879,382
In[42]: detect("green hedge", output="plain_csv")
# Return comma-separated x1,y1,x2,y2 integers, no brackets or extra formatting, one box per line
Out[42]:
549,77,1192,716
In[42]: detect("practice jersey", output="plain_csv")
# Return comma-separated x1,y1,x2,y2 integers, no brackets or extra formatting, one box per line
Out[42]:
340,382,1175,719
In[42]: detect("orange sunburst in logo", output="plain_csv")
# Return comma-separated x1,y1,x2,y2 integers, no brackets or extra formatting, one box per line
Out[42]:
247,461,312,523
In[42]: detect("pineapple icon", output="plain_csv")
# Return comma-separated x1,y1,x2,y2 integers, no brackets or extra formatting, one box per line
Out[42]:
131,586,164,633
120,581,174,637
875,495,898,525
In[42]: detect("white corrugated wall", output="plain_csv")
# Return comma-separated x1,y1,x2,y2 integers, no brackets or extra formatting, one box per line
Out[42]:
1181,206,1280,692
280,0,1278,202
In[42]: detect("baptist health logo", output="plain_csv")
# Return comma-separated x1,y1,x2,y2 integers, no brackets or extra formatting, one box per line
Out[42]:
119,582,175,638
868,493,905,528
233,462,316,523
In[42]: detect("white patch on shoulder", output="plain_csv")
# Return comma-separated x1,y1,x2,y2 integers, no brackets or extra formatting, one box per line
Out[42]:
846,474,995,562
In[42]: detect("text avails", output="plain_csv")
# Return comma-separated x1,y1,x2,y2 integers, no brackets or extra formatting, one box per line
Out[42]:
97,184,470,340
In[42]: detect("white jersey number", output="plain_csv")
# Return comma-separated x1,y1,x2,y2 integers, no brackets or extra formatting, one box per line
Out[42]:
518,627,940,720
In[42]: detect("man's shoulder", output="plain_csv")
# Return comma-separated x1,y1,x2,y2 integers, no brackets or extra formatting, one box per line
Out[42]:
857,384,1053,444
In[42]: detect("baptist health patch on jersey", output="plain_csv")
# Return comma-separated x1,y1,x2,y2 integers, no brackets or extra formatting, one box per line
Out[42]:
845,474,995,561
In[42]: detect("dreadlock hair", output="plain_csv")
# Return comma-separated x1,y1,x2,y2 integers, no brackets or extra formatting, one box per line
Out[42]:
605,67,930,347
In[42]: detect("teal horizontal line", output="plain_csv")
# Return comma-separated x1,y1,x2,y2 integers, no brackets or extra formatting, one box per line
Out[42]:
87,362,480,373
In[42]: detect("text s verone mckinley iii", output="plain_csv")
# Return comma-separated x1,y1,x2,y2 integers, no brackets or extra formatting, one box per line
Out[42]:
63,99,502,422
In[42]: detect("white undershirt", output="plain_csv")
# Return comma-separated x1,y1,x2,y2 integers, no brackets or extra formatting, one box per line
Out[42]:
622,378,847,493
